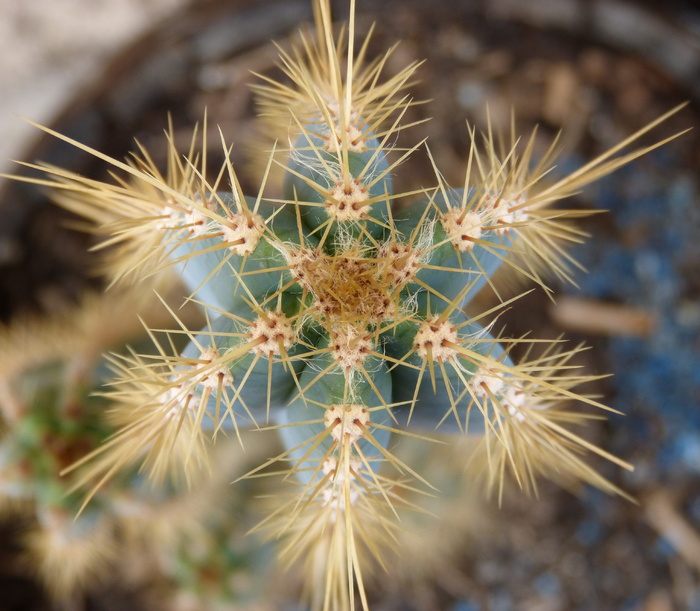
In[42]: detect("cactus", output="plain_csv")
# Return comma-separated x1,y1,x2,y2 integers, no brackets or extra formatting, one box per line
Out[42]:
7,0,686,608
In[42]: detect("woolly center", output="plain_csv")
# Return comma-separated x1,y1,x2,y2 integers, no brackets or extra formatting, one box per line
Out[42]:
324,404,370,443
290,250,396,325
194,346,234,389
326,179,370,222
377,241,419,287
441,208,483,252
247,311,295,357
483,194,529,235
330,326,373,374
413,318,460,362
220,211,265,255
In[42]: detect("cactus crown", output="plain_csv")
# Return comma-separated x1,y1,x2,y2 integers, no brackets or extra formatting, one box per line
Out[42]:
7,0,686,608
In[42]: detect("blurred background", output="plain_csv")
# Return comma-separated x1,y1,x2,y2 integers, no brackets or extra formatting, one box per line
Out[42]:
0,0,699,609
0,0,187,176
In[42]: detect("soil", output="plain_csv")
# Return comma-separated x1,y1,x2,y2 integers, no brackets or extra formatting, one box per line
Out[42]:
0,0,698,609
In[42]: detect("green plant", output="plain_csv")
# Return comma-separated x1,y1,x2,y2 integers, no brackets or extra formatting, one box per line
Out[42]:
7,0,685,608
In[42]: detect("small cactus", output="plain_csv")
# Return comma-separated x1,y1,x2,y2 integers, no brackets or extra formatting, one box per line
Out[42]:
8,0,685,608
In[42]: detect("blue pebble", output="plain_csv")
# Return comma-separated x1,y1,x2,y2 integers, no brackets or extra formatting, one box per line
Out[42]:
534,572,561,597
575,519,603,546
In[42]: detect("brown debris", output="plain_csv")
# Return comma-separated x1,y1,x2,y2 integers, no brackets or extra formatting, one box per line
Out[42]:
645,490,700,574
549,296,657,337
